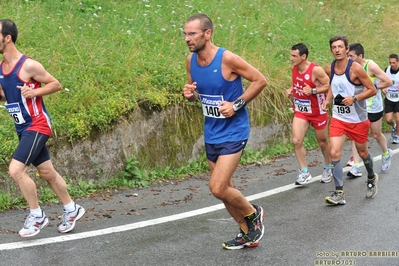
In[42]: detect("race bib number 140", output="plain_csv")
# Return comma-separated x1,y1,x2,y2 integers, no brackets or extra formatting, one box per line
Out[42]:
199,94,226,119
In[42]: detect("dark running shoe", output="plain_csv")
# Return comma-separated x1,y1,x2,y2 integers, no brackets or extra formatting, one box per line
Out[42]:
222,204,265,250
222,229,260,250
325,190,346,205
245,204,265,243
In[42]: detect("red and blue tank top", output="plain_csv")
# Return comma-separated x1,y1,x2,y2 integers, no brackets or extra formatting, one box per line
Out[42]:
0,55,52,136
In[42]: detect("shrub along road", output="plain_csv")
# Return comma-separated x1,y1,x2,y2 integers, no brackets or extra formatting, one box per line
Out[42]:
0,134,398,266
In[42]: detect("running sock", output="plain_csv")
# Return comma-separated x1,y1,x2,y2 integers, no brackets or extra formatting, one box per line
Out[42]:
382,150,389,157
63,201,75,212
301,167,309,173
324,165,332,169
362,153,375,178
30,207,42,217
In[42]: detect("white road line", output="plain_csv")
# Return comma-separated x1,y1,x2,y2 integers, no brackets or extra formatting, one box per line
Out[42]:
1,148,398,251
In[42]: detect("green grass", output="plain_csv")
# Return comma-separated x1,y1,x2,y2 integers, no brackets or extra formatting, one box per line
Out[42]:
1,0,399,210
1,0,398,144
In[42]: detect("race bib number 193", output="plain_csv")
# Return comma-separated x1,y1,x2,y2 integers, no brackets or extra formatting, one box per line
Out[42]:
199,94,226,119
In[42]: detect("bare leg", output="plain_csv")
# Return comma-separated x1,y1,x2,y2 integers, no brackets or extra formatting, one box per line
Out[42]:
354,141,375,178
9,159,39,209
385,112,395,127
351,141,361,164
315,126,331,166
395,113,399,136
292,116,310,168
370,118,388,154
36,160,72,205
208,152,255,233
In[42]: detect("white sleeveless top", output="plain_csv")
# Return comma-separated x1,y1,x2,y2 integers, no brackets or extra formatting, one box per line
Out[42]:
364,60,383,113
385,66,399,102
331,59,368,123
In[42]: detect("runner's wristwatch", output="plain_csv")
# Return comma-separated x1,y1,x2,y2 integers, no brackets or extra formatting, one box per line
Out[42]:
233,98,246,112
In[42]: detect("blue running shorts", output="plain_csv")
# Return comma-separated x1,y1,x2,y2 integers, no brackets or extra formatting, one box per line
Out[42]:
205,140,247,163
13,130,51,167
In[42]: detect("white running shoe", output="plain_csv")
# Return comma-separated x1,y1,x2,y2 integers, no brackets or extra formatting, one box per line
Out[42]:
320,168,332,183
366,174,379,198
381,149,392,172
58,203,85,233
18,211,49,238
295,170,312,185
346,156,354,166
347,165,362,177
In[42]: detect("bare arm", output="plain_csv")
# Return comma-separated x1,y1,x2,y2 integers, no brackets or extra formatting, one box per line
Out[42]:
321,65,332,111
342,62,376,106
354,63,377,100
0,85,5,102
218,51,267,117
310,65,330,94
321,86,333,112
223,51,267,103
285,86,294,97
182,54,199,102
325,65,331,78
368,60,392,89
17,59,61,99
285,66,294,97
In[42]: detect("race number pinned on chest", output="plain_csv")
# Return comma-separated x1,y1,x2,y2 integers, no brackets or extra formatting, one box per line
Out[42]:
5,102,26,124
334,104,354,114
294,98,312,114
387,87,399,99
199,94,226,119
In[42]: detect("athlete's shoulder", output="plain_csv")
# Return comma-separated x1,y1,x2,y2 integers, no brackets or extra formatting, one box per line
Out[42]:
311,62,324,71
21,57,44,73
220,48,236,60
366,59,384,73
186,52,194,62
349,59,363,71
221,49,247,68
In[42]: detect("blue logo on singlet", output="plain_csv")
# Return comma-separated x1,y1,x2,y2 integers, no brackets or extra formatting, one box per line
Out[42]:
337,83,346,94
6,103,21,113
200,95,223,106
294,98,311,107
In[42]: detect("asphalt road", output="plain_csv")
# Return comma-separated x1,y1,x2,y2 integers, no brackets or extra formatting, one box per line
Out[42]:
0,134,399,266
